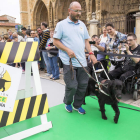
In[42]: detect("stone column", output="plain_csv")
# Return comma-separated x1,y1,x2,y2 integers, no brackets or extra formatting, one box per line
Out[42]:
19,0,29,28
134,12,140,44
88,12,99,37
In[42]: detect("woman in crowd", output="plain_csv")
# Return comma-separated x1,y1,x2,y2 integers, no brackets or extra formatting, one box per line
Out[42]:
100,26,108,43
46,29,59,80
3,34,9,42
105,23,127,71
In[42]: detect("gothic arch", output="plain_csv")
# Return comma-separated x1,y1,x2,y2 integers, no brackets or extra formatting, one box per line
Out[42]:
33,0,48,30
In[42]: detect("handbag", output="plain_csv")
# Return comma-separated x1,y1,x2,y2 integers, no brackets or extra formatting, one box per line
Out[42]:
47,48,58,56
57,57,63,68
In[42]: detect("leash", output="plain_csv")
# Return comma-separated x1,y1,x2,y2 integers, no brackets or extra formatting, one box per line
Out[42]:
69,58,111,97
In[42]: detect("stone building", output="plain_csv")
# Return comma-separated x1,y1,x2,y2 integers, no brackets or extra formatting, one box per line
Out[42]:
0,15,20,35
19,0,140,41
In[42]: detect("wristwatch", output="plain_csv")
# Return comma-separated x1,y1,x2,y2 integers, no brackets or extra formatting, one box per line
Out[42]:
89,52,94,55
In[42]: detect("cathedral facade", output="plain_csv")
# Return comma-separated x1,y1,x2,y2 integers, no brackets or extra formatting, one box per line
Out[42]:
19,0,140,35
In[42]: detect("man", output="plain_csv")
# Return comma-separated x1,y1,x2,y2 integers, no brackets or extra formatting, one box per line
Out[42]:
53,2,97,114
37,27,43,42
104,33,140,83
30,30,40,43
21,27,27,41
12,32,24,42
8,30,13,40
37,27,45,71
39,22,52,76
89,35,107,70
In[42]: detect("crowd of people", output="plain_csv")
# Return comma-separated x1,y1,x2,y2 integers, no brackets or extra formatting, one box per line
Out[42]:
0,23,60,80
0,1,139,115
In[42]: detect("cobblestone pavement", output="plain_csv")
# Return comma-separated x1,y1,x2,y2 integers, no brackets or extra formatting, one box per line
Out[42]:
39,71,140,108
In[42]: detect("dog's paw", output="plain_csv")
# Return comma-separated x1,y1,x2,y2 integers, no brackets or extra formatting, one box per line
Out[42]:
114,117,118,123
102,116,107,120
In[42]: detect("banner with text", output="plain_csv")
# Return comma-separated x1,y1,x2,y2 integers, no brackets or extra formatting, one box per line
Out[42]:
0,63,22,112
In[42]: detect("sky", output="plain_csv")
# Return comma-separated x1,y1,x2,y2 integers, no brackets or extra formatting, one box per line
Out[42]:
0,0,21,23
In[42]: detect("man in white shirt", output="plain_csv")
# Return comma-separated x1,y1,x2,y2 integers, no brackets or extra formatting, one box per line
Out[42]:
12,32,24,42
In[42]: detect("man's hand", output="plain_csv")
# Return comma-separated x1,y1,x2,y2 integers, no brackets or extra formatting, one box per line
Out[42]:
124,43,129,52
66,48,76,58
90,55,98,64
118,44,122,50
46,47,51,50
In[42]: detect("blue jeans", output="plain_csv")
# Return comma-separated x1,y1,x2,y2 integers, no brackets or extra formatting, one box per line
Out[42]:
42,51,52,74
48,56,59,79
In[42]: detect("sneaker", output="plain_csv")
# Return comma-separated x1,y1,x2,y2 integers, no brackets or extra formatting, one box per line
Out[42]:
46,73,52,77
65,105,73,113
73,107,86,114
22,69,25,74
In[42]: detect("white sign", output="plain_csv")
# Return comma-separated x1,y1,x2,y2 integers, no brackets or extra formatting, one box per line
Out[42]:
0,63,22,112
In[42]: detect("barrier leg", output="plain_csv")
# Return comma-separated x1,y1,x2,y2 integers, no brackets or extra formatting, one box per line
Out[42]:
1,61,52,140
32,61,50,125
25,62,32,98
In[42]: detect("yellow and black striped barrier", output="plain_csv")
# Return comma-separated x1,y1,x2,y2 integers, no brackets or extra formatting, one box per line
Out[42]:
0,93,49,128
0,42,40,64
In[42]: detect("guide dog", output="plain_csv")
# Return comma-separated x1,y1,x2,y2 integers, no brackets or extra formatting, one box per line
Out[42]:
85,78,124,123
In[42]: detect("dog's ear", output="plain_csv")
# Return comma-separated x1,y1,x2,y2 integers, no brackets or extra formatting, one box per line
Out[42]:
107,81,113,95
103,80,112,96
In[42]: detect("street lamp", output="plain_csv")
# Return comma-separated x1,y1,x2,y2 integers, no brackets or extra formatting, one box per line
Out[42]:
28,25,30,30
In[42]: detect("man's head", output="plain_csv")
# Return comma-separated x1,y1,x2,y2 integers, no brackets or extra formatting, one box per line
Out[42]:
12,32,18,38
26,29,31,37
92,35,100,45
105,23,115,36
21,27,27,35
68,1,82,22
8,30,13,36
41,22,48,30
3,34,8,41
127,33,137,47
13,36,18,42
30,30,36,38
37,27,42,35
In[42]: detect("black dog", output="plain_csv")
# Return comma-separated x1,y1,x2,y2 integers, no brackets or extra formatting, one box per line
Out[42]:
0,79,11,92
84,78,124,123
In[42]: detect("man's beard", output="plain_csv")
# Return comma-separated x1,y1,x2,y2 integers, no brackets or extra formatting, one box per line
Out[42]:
70,14,81,22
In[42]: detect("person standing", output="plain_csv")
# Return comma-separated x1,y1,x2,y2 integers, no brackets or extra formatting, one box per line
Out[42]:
37,27,46,71
21,27,27,41
46,29,59,80
39,22,52,77
12,32,24,42
53,1,97,114
100,26,108,43
30,30,40,43
8,30,13,40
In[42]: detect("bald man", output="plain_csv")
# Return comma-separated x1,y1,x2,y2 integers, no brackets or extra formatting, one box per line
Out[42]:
53,1,97,114
12,32,24,42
